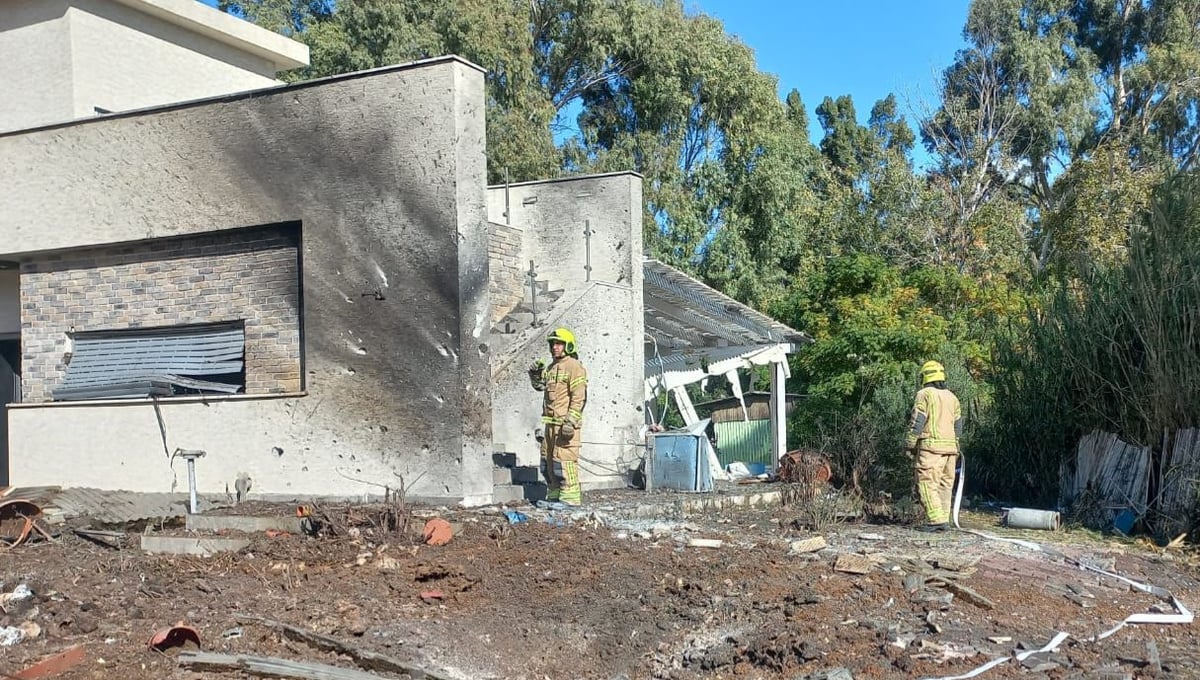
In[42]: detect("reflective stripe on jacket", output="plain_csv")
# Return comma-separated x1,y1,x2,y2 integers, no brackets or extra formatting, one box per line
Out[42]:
905,386,962,454
540,356,587,427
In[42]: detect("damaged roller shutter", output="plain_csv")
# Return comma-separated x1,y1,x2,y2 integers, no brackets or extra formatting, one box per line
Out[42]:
53,323,245,401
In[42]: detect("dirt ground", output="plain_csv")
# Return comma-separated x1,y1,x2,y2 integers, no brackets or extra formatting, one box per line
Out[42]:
1,492,1198,680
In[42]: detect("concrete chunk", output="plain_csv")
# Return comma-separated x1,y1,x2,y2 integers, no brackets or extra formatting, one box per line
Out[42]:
141,536,250,556
185,514,302,534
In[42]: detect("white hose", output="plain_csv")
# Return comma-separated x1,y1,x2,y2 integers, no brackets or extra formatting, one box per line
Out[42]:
929,451,1193,680
951,453,964,529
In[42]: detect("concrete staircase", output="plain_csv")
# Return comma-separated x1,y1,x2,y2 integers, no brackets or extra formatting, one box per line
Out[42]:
492,279,565,336
491,451,547,504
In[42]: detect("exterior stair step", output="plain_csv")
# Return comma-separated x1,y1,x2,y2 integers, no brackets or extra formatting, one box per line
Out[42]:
492,484,526,504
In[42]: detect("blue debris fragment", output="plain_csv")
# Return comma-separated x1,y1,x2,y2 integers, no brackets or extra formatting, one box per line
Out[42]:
504,510,529,524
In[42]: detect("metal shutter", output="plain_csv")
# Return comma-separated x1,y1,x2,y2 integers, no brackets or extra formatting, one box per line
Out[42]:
53,324,244,401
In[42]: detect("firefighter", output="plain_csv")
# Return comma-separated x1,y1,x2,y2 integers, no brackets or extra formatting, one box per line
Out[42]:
528,328,588,506
905,360,962,532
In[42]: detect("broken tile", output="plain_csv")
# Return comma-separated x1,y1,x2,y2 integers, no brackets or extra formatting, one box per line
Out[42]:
833,553,872,575
789,536,828,554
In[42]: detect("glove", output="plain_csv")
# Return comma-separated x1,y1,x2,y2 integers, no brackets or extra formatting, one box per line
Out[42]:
558,421,576,439
527,361,545,387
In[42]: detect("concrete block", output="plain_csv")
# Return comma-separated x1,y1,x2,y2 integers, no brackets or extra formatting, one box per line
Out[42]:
492,484,525,505
510,466,541,484
492,452,517,468
492,467,513,485
185,514,303,534
141,535,250,556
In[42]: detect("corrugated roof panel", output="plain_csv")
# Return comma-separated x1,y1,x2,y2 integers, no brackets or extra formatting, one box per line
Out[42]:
642,259,810,345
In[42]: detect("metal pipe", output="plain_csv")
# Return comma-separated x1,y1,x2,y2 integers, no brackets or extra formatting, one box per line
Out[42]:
175,449,207,515
526,260,538,325
187,457,199,514
583,219,593,281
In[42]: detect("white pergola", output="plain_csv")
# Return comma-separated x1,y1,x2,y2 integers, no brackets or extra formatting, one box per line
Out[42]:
642,259,812,470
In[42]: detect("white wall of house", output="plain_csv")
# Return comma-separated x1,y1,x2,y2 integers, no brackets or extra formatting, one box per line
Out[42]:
487,173,646,489
0,0,309,133
0,269,18,336
0,0,76,132
0,58,494,504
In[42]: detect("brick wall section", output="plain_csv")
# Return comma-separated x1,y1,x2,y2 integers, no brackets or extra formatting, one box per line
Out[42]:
488,221,524,324
19,225,301,402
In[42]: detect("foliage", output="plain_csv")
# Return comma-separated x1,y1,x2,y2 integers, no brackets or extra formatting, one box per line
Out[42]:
770,256,1000,498
973,172,1200,502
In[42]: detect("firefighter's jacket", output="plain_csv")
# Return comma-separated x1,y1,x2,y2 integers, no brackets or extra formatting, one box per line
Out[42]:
532,356,588,427
905,386,962,454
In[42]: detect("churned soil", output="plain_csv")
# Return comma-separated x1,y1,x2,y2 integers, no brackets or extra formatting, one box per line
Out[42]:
1,500,1198,680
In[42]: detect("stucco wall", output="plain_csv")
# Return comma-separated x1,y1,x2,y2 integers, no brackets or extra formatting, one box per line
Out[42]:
19,225,301,402
0,0,75,133
0,0,301,134
0,269,18,336
67,0,282,118
0,58,493,503
486,173,645,488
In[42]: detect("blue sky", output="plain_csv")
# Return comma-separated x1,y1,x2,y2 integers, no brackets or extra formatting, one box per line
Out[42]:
692,1,972,160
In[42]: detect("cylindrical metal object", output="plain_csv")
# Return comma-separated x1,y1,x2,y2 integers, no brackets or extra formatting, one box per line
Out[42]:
187,458,198,515
1005,507,1060,530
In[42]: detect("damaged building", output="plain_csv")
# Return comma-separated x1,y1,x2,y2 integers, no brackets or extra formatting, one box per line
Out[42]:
0,0,807,505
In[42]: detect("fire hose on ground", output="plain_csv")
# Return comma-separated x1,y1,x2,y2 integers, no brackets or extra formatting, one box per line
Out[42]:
922,454,1194,680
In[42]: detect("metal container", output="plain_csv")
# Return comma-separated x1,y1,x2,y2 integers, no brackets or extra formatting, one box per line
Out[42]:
650,422,714,492
1005,507,1061,530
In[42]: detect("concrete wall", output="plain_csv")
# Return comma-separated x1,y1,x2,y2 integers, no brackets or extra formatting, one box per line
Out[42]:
0,269,18,336
0,58,494,504
0,0,75,133
67,0,282,118
0,0,306,133
486,173,645,488
19,225,301,402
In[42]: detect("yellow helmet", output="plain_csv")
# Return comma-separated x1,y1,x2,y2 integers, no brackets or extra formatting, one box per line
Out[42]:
547,327,577,355
920,360,946,385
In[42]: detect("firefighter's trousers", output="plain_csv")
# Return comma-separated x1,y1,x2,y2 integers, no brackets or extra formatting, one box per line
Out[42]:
915,449,957,524
542,423,582,505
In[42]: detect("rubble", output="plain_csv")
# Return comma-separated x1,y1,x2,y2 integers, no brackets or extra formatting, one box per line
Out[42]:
0,496,1195,679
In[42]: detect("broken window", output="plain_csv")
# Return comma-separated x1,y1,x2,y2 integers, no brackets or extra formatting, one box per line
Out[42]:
53,322,245,401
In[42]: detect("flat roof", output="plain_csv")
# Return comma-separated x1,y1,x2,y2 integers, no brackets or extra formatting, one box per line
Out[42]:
0,55,481,138
112,0,310,71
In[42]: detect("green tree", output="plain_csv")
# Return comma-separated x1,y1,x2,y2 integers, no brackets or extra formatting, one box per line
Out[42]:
1073,0,1200,166
923,0,1097,271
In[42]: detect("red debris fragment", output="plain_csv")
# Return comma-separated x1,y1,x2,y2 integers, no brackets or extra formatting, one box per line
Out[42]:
12,645,86,679
419,590,445,604
148,622,202,651
264,529,290,538
422,518,454,546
